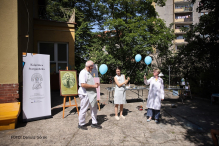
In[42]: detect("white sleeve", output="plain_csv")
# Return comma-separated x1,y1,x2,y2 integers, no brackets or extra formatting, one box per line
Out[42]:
79,70,87,86
160,79,164,99
144,77,152,85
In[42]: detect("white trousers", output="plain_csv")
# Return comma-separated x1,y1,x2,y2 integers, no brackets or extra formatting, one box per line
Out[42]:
78,94,97,126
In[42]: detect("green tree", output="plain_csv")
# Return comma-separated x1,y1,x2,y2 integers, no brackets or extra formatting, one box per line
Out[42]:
43,0,101,72
88,0,174,84
167,0,219,96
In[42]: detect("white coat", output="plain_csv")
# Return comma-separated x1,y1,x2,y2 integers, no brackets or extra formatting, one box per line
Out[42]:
144,77,164,110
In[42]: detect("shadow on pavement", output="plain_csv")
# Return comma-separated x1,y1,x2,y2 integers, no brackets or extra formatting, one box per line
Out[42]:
109,108,132,117
84,115,108,126
123,108,132,116
16,120,27,129
126,98,144,103
99,103,106,110
63,107,81,118
153,97,219,145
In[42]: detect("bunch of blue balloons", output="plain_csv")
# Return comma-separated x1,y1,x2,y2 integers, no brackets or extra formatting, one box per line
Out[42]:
98,54,152,76
135,54,152,65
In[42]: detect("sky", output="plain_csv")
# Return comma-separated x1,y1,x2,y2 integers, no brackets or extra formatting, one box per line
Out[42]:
91,25,100,32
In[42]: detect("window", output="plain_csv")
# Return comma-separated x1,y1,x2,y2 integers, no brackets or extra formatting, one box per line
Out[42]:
175,4,193,11
38,42,68,73
175,15,192,19
200,12,208,17
176,36,184,39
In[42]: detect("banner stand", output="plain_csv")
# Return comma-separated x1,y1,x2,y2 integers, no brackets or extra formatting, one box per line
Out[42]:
23,115,52,122
22,53,52,122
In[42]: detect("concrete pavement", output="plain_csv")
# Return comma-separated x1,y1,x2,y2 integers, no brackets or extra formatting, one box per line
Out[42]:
0,84,218,145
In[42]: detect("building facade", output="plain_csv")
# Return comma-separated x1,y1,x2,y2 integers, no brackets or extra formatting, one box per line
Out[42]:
155,0,203,52
0,0,76,103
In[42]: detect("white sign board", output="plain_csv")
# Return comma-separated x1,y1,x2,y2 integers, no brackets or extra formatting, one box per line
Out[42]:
23,53,51,121
91,64,98,77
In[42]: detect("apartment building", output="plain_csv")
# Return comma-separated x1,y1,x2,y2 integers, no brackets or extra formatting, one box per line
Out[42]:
154,0,203,52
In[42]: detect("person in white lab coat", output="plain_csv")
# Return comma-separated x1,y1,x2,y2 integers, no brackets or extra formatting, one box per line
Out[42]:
144,68,164,123
78,60,102,130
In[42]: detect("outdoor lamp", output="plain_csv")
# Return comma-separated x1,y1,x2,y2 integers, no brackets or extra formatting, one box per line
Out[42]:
158,72,164,77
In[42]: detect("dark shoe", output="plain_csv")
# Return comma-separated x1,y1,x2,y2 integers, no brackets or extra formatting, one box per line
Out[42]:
91,124,102,129
155,119,159,124
78,124,88,130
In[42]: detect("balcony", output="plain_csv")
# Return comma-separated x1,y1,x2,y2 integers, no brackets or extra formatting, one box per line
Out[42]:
175,39,187,44
174,0,191,3
175,18,193,23
175,29,186,34
175,7,193,13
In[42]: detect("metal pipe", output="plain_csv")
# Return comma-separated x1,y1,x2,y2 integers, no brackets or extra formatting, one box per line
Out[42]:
169,65,170,88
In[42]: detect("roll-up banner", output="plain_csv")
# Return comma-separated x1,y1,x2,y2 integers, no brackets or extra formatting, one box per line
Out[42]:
23,53,51,122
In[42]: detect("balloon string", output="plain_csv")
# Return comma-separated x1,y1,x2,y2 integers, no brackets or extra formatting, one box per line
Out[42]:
145,65,148,75
129,62,137,76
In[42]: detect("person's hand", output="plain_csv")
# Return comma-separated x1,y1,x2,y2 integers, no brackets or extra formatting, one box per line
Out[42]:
127,77,130,81
94,83,100,88
161,99,164,101
144,75,147,80
124,80,129,84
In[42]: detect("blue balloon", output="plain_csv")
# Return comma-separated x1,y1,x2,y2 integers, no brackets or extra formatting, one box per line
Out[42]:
99,64,108,75
135,54,142,62
144,56,152,65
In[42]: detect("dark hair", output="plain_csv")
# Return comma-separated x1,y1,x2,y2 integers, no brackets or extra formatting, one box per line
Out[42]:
116,66,121,71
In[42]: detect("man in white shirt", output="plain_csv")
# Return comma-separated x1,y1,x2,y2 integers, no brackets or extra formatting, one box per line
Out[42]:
78,60,102,130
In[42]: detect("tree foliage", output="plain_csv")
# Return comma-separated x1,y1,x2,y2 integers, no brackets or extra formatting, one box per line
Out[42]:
42,0,174,84
43,0,101,72
88,0,174,84
166,0,219,96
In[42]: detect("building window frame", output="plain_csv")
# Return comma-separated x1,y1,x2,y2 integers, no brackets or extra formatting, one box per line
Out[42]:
38,42,69,73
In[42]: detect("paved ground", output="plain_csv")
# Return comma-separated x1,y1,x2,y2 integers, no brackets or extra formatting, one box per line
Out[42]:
0,84,219,146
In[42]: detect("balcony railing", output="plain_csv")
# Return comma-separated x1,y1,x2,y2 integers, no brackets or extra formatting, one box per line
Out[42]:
174,0,191,3
175,7,193,12
175,29,186,33
175,18,193,23
175,39,186,44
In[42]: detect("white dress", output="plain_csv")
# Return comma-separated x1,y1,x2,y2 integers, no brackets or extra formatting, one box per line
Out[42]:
144,77,164,110
114,75,126,104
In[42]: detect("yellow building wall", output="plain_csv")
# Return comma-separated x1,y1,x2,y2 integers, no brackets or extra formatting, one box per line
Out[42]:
33,20,75,70
18,0,34,85
0,0,18,84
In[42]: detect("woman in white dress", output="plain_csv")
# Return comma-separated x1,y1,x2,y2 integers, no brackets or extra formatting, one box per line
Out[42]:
114,67,130,120
144,68,164,123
